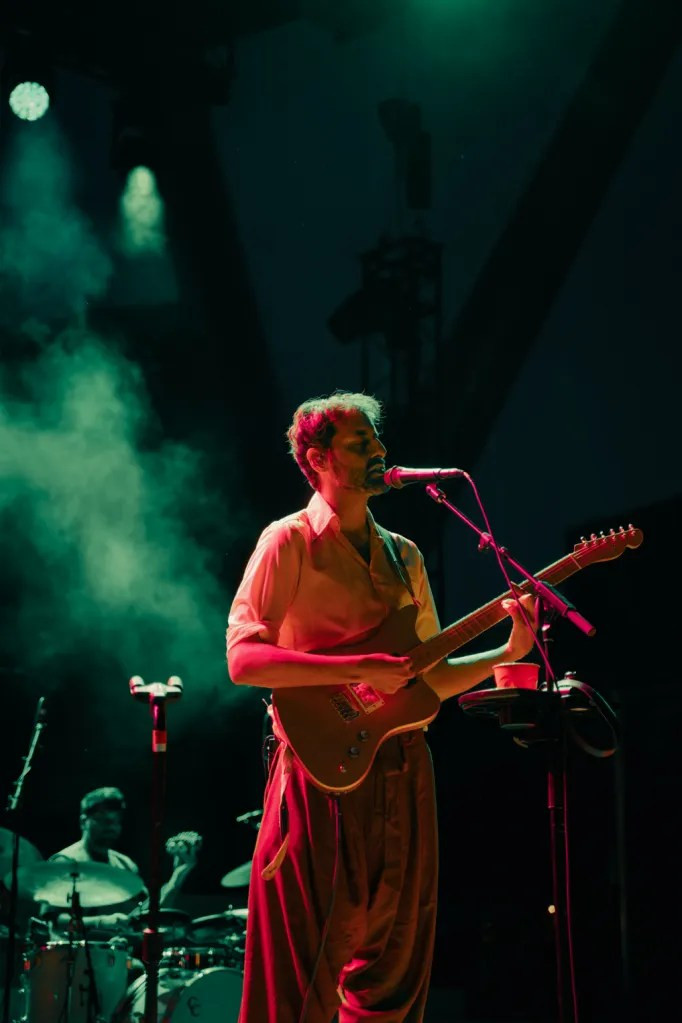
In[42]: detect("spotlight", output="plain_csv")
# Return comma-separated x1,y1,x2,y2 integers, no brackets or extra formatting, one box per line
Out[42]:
119,164,166,254
8,80,50,121
2,41,53,122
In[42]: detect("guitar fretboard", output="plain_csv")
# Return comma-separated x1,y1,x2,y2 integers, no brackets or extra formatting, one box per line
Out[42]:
409,551,584,674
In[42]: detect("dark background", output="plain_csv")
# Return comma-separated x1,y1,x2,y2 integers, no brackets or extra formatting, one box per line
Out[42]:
1,2,680,1020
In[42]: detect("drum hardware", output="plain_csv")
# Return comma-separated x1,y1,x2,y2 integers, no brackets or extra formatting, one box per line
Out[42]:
2,695,47,1023
6,863,145,910
187,911,247,946
7,863,138,1023
113,966,243,1023
161,947,231,972
124,909,191,946
185,912,247,973
25,939,130,1023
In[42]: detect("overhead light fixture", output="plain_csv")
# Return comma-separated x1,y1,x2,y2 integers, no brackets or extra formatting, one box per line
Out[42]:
2,39,53,122
8,80,50,121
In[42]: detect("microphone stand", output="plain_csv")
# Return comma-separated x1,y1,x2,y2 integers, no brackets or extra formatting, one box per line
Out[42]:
424,484,598,1023
2,696,47,1023
129,675,183,1023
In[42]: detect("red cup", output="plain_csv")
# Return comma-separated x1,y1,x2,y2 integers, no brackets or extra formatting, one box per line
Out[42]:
492,662,540,690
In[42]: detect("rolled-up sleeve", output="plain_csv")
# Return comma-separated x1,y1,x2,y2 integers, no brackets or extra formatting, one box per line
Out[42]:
226,520,304,654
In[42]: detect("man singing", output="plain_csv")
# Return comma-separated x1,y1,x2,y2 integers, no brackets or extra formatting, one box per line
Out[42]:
227,391,536,1023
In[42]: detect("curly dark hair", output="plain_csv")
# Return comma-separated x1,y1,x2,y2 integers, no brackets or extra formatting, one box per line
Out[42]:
286,391,383,488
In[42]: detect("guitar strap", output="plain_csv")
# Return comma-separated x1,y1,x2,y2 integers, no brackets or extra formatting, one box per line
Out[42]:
375,523,417,603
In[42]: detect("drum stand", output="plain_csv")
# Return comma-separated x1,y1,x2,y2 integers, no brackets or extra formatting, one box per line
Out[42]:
2,696,47,1023
129,675,183,1023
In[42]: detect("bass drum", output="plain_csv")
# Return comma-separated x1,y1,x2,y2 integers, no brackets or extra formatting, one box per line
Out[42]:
0,928,27,1023
26,940,130,1023
115,967,243,1023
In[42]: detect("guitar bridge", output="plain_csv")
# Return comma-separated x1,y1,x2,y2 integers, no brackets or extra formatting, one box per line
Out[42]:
329,690,361,722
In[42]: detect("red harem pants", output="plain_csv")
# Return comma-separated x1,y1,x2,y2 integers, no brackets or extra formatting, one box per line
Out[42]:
238,730,438,1023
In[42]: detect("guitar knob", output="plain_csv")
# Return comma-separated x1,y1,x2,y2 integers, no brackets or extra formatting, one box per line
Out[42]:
348,746,361,758
358,730,370,741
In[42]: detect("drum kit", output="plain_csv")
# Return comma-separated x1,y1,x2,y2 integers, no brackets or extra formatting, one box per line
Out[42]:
0,821,259,1023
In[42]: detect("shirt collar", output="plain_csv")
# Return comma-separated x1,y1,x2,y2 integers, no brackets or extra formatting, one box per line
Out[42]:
306,490,339,536
305,490,384,544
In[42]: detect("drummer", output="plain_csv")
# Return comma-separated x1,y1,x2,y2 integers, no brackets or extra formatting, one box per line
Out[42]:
45,786,197,935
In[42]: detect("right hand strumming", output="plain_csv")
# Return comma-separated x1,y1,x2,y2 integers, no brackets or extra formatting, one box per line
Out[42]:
349,652,414,694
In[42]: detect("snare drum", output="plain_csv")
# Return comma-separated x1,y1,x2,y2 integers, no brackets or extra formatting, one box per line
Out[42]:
114,966,242,1023
26,940,129,1023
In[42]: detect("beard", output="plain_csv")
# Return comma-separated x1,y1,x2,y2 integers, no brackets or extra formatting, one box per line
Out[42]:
327,452,387,494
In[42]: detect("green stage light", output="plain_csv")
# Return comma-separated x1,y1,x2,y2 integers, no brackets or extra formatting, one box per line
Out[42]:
9,81,50,121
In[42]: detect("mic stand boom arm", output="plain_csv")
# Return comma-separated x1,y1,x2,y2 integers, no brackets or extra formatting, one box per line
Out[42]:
424,484,596,645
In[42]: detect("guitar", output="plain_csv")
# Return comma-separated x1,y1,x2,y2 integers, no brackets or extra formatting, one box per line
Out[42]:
272,525,643,793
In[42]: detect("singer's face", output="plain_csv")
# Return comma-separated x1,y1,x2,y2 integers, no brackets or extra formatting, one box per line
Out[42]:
320,411,388,495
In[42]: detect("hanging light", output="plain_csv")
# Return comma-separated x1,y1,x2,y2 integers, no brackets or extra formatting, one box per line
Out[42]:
8,80,50,121
2,40,53,122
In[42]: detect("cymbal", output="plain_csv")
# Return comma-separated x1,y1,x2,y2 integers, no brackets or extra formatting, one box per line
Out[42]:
0,827,43,879
7,861,145,908
227,907,248,920
220,860,252,888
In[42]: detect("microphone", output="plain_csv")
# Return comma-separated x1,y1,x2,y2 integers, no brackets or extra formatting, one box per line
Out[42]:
383,465,467,489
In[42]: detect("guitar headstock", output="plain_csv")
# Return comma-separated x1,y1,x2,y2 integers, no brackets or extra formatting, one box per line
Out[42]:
573,524,643,564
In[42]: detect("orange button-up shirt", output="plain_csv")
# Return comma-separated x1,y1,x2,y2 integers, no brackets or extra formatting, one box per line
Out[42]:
226,491,440,657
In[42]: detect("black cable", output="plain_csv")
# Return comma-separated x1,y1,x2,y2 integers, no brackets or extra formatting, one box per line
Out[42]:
298,795,342,1023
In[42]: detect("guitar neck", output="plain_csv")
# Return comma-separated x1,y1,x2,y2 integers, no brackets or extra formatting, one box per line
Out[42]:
409,551,584,674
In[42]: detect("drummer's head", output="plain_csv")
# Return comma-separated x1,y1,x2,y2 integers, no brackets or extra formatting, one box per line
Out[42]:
79,787,126,847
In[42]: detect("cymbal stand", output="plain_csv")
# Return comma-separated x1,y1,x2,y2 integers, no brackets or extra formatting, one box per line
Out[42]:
2,696,47,1023
129,675,183,1023
61,879,102,1023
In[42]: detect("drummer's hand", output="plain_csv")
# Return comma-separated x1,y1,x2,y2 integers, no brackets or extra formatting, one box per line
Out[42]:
168,832,202,871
